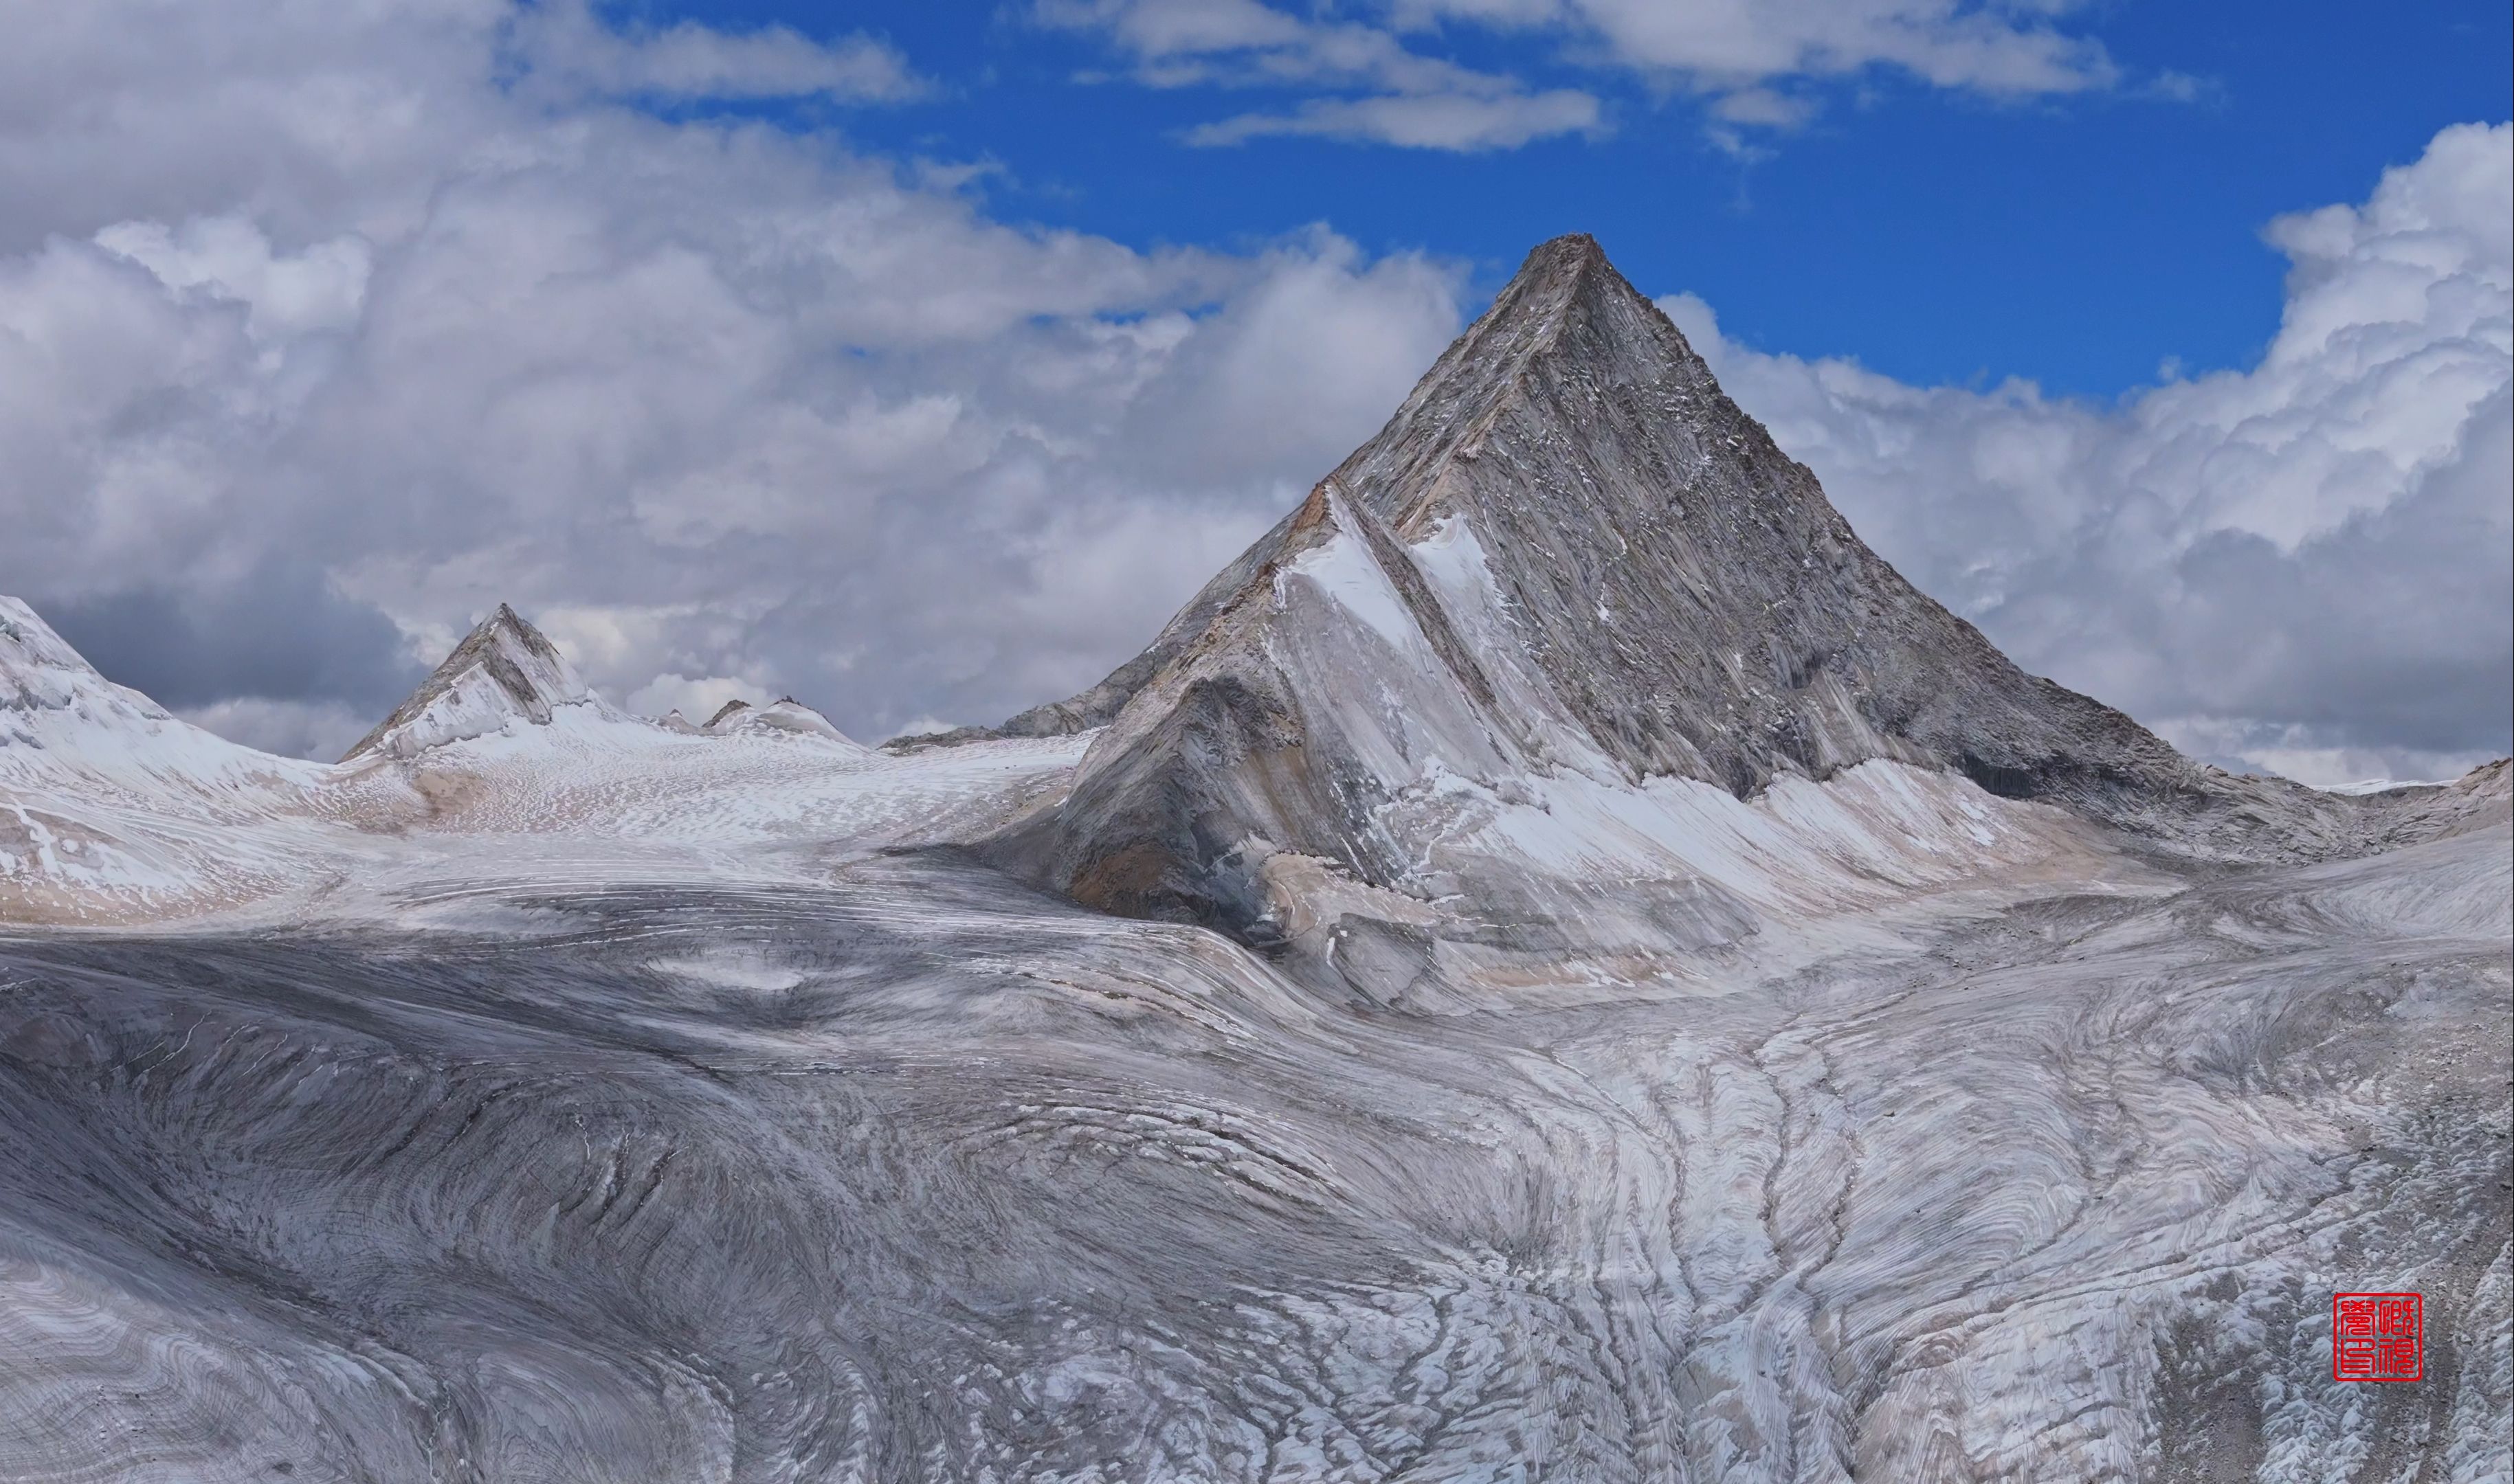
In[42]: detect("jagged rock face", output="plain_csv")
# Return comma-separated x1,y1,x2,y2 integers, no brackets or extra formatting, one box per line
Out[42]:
992,236,2358,944
1321,234,2147,799
343,605,592,762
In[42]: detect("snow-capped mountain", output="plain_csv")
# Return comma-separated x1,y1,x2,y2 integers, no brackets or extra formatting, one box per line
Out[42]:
342,603,606,761
702,695,868,747
979,237,2380,989
1,596,321,791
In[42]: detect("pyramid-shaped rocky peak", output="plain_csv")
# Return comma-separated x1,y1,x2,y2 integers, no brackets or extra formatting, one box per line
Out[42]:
344,604,592,762
1312,230,2174,796
987,234,2352,934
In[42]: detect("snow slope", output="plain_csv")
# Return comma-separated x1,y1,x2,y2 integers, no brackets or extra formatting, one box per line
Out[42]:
1,598,344,921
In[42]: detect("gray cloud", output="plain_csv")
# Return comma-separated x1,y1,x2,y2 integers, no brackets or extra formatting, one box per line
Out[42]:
41,560,423,715
502,0,927,105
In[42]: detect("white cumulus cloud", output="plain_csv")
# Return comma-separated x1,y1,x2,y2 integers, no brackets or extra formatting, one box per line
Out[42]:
1041,0,1606,151
0,0,1468,752
1043,0,2132,153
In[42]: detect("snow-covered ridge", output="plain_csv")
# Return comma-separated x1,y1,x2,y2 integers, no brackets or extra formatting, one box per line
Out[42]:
5,594,174,734
696,696,867,749
0,577,2142,956
2,598,341,921
0,594,1052,926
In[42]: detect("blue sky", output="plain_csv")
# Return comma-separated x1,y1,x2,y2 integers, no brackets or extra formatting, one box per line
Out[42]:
627,0,2510,396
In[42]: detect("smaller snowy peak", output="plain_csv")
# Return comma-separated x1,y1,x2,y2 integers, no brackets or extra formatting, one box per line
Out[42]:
700,695,865,750
738,699,861,746
3,591,324,857
343,604,596,762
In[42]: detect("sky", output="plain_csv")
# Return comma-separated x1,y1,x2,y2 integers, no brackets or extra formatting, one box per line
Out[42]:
0,0,2506,787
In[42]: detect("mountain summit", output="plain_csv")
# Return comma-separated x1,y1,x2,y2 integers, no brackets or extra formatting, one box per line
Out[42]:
343,604,592,762
986,235,2352,955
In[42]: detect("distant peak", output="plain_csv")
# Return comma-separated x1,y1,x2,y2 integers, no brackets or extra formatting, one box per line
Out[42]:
342,602,591,762
699,694,865,750
474,603,546,649
439,603,570,680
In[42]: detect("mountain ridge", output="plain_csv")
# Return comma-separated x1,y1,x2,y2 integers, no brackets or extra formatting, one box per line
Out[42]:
975,234,2370,948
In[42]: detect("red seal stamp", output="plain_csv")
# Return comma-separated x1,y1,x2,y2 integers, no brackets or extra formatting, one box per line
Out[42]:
2333,1292,2422,1381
